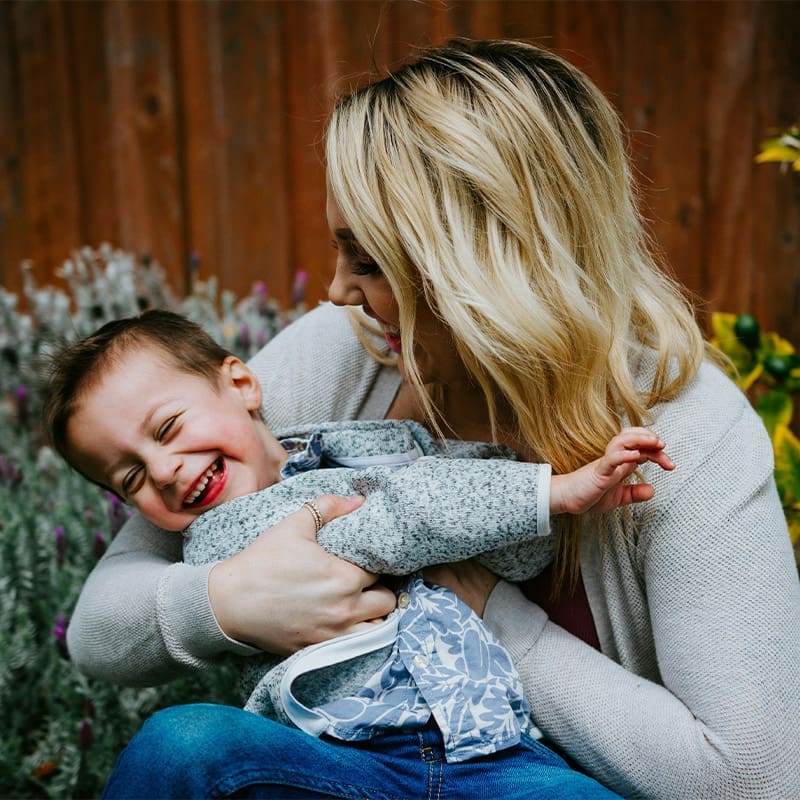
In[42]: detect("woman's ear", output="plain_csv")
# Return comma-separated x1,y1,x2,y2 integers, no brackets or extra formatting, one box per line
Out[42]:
223,356,263,412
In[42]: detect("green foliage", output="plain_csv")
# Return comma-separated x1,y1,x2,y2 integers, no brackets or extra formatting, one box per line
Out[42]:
711,312,800,558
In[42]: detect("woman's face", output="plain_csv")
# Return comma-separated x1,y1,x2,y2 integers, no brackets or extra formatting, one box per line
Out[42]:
325,185,469,386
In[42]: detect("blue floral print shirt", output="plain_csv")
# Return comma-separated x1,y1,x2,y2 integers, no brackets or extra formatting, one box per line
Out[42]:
311,574,534,760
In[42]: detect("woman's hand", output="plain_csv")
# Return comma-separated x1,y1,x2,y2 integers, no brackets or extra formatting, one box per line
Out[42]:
208,494,396,655
423,559,500,618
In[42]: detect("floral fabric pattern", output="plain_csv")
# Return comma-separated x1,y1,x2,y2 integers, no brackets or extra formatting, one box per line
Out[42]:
310,573,534,762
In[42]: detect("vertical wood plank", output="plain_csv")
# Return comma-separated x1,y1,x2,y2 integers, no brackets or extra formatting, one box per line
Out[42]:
551,0,624,99
280,0,334,307
499,0,555,44
751,0,800,342
700,2,759,325
8,0,82,292
104,0,183,283
0,1,24,292
173,0,227,294
65,1,119,254
616,1,710,308
212,0,290,303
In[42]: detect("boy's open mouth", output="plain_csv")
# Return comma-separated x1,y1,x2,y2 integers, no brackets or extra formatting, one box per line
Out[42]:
183,457,224,508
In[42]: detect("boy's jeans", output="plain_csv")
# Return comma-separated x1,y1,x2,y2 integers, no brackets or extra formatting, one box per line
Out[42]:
102,703,620,799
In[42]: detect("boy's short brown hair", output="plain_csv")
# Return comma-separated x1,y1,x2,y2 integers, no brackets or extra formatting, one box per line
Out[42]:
41,310,232,465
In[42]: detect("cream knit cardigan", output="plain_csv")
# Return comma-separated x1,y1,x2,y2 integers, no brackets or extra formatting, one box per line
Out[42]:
66,302,800,799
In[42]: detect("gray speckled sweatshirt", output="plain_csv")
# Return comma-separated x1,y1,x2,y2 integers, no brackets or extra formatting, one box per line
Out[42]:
182,418,554,726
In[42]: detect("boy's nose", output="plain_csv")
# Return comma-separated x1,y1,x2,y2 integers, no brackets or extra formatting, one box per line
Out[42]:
149,454,182,489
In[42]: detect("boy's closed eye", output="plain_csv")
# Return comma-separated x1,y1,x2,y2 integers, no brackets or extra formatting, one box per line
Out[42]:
121,466,145,497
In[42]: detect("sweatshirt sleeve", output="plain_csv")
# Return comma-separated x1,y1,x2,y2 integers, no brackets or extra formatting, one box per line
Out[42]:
483,400,800,799
317,457,555,578
66,303,398,686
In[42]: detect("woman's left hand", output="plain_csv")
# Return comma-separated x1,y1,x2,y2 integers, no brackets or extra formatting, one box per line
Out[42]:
423,559,499,617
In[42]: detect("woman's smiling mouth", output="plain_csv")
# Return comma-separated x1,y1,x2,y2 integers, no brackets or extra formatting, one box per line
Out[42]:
377,320,402,354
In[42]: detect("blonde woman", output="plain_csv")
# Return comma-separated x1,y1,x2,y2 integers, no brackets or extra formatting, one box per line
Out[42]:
72,41,799,799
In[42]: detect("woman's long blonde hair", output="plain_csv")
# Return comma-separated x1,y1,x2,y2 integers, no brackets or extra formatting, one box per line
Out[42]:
326,39,706,585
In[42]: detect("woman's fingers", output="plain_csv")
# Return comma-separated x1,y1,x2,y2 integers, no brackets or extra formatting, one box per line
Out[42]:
289,494,366,541
208,493,395,654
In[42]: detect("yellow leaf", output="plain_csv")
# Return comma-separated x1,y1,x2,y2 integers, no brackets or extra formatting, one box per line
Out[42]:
711,311,737,339
762,331,795,357
756,146,800,164
709,312,754,381
759,391,793,436
741,363,763,391
787,515,800,546
773,424,800,507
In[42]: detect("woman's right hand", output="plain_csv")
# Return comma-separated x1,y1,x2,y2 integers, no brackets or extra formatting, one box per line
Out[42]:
208,494,396,655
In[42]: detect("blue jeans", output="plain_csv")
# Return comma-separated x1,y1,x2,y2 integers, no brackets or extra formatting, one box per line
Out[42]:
102,703,620,799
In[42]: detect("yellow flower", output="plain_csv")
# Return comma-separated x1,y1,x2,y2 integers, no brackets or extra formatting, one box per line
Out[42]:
756,126,800,171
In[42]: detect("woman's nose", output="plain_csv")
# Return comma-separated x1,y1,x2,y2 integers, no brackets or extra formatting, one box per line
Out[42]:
328,266,364,307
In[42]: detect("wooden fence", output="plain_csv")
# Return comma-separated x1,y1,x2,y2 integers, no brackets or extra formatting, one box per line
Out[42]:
1,0,799,340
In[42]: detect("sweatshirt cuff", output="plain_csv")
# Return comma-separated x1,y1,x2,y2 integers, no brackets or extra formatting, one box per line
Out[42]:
157,562,259,665
537,463,552,537
483,580,548,663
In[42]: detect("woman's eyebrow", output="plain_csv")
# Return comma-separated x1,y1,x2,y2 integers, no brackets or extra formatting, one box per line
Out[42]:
334,228,355,241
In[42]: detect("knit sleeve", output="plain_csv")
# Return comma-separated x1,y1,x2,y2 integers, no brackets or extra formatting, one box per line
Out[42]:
65,513,251,686
484,393,800,799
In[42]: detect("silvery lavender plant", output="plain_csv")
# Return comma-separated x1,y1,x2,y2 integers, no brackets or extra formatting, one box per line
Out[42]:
0,245,309,446
1,243,306,797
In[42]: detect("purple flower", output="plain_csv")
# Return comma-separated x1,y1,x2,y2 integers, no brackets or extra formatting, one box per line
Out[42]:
15,386,29,426
78,718,93,751
93,531,107,560
52,614,69,660
189,251,201,272
239,323,251,353
54,526,66,566
292,271,308,306
106,492,127,536
253,281,268,313
0,457,22,487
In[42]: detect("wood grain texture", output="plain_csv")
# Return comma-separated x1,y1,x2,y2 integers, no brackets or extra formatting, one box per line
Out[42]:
1,0,797,343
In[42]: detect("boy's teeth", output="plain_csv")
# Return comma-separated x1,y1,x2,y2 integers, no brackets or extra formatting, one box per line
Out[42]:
186,462,218,504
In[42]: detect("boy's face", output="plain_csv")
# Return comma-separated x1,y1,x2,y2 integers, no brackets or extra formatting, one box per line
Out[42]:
66,345,288,531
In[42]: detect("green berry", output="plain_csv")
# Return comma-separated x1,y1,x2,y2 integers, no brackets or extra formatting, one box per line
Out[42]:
763,354,792,382
733,314,761,350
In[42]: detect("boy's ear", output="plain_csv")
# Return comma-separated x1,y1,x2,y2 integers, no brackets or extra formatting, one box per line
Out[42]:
223,356,263,412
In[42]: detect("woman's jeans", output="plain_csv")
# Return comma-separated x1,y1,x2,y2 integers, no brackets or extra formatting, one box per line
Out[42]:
102,703,620,799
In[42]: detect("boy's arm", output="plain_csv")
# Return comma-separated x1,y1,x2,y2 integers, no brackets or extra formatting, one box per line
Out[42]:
316,456,550,578
317,428,673,582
